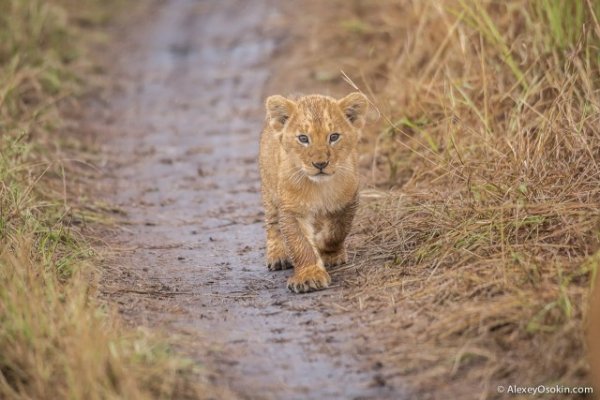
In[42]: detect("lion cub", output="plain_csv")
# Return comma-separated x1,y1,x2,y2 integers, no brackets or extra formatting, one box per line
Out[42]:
259,93,367,293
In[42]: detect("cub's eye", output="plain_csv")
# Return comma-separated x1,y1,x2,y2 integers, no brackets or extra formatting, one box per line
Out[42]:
329,133,341,143
297,134,310,144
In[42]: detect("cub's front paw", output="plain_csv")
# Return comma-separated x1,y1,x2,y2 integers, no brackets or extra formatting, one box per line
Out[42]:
267,257,293,271
287,265,331,293
267,242,293,271
321,249,347,267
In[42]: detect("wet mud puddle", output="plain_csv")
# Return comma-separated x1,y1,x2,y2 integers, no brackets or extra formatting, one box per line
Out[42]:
99,1,401,398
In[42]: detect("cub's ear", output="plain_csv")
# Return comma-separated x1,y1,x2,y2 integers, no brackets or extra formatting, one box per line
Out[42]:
338,92,368,128
265,95,296,131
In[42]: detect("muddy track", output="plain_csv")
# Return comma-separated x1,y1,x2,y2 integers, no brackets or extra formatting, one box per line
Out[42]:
97,1,403,398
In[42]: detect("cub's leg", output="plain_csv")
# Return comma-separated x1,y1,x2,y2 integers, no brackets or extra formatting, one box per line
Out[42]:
317,196,358,267
279,210,331,293
264,202,292,271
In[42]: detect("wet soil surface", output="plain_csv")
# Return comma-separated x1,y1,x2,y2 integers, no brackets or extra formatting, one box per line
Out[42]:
97,1,405,398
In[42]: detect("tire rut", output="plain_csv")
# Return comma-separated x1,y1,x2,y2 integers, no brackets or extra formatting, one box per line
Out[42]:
98,1,403,398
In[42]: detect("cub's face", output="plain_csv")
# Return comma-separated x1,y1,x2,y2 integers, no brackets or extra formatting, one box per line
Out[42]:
266,93,368,182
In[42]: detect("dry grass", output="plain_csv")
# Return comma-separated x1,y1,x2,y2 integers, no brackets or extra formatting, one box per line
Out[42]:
273,0,600,398
0,1,209,398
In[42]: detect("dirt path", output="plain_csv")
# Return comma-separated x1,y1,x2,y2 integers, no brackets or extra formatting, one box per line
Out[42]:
96,1,403,398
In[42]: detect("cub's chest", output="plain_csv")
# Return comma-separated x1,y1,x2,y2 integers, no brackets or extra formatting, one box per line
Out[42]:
281,177,358,214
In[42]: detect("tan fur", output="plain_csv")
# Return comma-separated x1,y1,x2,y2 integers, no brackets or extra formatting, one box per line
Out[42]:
258,93,367,293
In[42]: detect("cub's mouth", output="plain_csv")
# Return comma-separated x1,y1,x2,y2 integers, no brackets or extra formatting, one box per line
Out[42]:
308,171,334,182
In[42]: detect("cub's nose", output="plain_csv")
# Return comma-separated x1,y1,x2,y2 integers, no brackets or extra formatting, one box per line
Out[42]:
312,161,329,170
